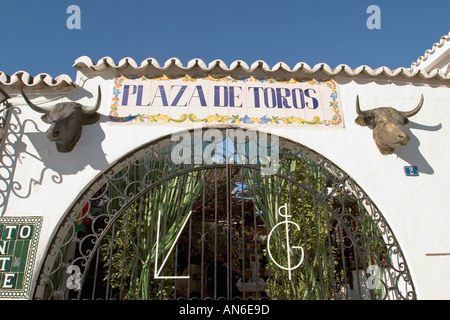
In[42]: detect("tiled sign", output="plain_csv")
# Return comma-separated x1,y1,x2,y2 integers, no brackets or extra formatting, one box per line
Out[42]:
109,75,343,127
0,216,42,299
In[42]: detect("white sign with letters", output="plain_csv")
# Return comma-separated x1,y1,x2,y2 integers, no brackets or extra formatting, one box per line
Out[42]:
109,75,343,127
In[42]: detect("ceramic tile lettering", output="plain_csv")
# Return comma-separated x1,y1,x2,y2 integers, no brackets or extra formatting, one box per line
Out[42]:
0,217,42,299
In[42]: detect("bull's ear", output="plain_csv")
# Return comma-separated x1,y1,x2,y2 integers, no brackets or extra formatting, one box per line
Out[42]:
40,113,52,124
82,112,100,125
355,116,374,126
403,118,409,125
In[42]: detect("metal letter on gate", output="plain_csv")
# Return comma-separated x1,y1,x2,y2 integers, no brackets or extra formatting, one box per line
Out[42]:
154,210,192,279
267,204,304,280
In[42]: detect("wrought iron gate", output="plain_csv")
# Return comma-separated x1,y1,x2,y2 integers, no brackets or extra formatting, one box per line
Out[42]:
33,128,416,300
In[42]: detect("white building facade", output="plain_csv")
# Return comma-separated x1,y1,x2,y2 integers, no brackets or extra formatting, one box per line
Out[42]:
0,32,448,300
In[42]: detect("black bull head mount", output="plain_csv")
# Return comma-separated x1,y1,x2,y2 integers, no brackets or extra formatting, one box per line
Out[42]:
355,94,424,155
21,86,102,153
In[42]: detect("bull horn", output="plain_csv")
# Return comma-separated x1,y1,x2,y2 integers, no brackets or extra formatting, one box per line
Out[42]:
81,86,102,114
399,94,424,118
21,89,47,114
356,95,370,116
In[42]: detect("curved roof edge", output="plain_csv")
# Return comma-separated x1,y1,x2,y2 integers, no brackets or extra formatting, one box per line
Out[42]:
0,71,75,90
73,56,450,81
411,31,450,71
1,52,449,91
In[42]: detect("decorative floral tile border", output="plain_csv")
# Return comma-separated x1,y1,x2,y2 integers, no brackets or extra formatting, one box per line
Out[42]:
109,74,343,127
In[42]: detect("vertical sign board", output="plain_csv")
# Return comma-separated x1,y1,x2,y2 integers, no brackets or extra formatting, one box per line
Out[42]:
0,217,42,299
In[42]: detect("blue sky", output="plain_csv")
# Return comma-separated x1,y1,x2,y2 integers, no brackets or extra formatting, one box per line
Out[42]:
0,0,448,79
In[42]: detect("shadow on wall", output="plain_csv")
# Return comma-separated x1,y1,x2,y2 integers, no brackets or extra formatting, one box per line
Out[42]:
394,121,442,175
0,107,108,216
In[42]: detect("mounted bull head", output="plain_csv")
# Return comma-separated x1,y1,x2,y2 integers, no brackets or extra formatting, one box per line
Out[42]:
21,86,102,153
355,94,424,155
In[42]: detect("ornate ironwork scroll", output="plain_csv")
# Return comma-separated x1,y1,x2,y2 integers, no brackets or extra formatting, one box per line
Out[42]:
33,128,416,300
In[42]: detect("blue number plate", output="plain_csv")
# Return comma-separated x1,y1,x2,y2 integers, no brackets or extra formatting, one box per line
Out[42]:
404,166,419,176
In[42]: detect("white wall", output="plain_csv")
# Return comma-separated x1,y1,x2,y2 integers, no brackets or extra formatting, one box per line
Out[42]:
2,70,449,299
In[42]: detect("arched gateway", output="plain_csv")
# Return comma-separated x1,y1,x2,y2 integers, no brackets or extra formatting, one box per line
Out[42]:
33,128,416,300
